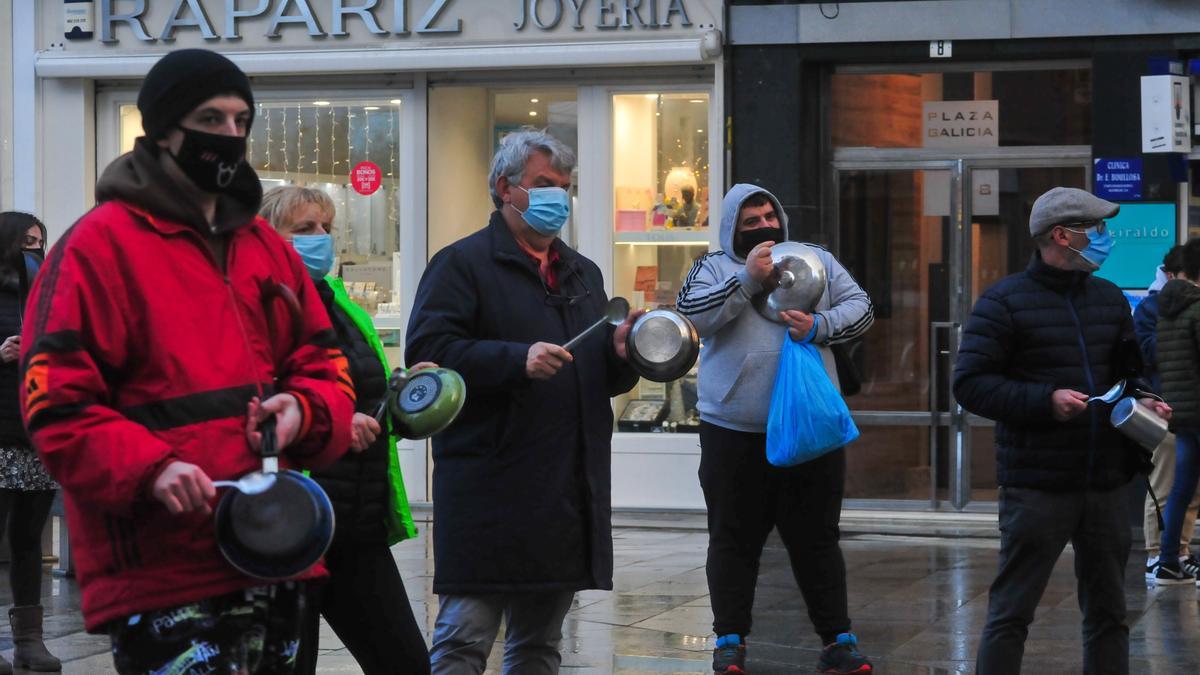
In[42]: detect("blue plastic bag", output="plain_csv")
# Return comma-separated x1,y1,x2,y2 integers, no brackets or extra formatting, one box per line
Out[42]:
766,333,860,467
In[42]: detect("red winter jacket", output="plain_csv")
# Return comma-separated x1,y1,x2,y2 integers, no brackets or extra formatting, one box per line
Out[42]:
19,144,354,632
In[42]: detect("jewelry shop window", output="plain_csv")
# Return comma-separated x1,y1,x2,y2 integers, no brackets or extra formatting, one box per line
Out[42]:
611,92,711,434
117,99,403,319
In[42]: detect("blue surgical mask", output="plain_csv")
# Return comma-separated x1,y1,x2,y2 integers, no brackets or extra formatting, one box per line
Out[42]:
292,234,334,279
1065,226,1113,270
513,186,570,236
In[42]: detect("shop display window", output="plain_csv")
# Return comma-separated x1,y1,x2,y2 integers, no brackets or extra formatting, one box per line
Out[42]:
611,92,711,433
117,100,402,320
427,87,578,256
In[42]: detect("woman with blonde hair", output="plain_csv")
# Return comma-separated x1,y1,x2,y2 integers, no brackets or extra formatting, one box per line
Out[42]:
260,186,430,675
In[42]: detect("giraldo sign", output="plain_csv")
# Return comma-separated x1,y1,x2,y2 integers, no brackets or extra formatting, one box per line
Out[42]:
69,0,697,43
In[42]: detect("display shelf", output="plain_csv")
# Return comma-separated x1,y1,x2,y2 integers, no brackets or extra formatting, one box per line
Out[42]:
614,230,713,245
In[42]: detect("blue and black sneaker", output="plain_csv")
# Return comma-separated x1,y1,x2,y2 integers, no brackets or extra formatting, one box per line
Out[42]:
816,633,872,674
712,634,746,674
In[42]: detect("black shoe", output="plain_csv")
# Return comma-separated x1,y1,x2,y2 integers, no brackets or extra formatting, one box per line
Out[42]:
817,633,872,674
712,636,746,674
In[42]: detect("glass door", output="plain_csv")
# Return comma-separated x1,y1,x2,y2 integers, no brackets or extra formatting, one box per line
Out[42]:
834,163,960,505
834,157,1089,509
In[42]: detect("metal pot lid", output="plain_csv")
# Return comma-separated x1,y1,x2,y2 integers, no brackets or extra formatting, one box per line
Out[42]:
753,241,826,323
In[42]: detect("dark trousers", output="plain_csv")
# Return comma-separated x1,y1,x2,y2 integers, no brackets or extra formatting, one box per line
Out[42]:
0,489,55,606
698,421,850,644
297,539,430,675
976,485,1132,675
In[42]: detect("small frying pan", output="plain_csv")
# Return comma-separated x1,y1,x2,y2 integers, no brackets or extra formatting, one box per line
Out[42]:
214,417,335,580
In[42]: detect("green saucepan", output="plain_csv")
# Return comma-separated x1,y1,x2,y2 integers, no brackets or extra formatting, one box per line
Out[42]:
385,367,467,440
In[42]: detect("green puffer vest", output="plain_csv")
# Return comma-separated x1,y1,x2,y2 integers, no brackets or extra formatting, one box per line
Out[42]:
327,276,417,544
1156,279,1200,431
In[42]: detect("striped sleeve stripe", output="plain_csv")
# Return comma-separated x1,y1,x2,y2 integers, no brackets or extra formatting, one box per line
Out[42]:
677,252,726,297
677,276,740,313
825,300,875,342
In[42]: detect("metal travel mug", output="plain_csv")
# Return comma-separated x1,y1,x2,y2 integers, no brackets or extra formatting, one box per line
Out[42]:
1110,397,1169,452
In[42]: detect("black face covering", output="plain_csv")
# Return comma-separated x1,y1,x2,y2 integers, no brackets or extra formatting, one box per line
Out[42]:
734,226,783,259
169,127,247,193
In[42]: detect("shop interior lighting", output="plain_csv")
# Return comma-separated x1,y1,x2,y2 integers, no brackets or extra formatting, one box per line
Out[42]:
530,98,540,103
313,100,331,106
689,99,705,103
529,111,538,117
644,94,658,100
365,106,380,111
390,99,401,104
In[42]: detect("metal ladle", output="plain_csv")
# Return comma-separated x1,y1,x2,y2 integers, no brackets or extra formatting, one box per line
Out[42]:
213,473,278,495
563,297,630,352
1087,380,1126,404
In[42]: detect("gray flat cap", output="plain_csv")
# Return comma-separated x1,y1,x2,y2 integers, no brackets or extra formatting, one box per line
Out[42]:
1029,187,1119,236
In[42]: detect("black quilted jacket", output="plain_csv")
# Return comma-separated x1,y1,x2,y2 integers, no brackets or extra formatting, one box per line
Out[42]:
1156,279,1200,431
953,252,1145,491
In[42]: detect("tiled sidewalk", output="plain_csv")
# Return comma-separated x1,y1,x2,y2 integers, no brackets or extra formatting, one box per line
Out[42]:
4,518,1200,673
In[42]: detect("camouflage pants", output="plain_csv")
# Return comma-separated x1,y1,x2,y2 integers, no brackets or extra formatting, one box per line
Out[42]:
109,583,306,675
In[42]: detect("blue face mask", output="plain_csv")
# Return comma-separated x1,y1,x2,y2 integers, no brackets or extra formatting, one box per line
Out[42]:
513,186,570,236
1065,225,1113,270
292,234,334,279
23,249,43,280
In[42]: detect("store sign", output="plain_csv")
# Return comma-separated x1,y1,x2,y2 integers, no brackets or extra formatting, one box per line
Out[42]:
1094,202,1177,290
351,161,382,195
87,0,696,43
1094,157,1142,201
1141,74,1192,153
922,100,998,149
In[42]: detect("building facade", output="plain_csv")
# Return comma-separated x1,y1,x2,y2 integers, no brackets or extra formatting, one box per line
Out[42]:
728,0,1200,512
14,0,725,507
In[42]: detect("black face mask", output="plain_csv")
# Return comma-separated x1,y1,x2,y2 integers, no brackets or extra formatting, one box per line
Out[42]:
169,127,247,193
734,226,783,259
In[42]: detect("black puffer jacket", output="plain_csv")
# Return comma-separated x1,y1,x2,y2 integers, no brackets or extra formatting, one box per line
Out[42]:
953,252,1145,491
312,280,389,545
1156,279,1200,431
0,272,26,447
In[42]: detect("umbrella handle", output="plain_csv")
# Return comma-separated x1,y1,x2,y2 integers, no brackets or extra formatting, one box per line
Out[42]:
260,280,305,352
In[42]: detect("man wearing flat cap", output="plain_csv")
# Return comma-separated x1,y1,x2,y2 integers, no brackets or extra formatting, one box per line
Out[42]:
953,187,1170,674
19,49,353,673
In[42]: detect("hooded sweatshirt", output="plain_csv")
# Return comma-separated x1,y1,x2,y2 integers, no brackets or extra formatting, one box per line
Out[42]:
676,184,874,433
1156,278,1200,430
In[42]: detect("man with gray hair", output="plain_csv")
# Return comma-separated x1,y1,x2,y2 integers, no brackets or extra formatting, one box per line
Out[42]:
954,187,1170,674
406,129,641,674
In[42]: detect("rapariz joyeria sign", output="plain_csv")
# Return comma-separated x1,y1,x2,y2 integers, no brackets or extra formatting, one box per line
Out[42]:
83,0,696,42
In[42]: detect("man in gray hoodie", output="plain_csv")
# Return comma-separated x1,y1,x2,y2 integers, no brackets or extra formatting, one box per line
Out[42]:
677,185,874,675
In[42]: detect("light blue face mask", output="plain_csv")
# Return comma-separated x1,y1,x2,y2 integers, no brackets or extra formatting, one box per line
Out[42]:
513,185,570,236
1064,224,1113,270
292,234,334,279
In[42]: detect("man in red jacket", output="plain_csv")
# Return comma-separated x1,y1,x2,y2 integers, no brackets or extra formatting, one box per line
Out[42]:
19,49,353,674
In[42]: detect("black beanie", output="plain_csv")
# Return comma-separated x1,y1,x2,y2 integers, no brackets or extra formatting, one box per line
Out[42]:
137,49,254,140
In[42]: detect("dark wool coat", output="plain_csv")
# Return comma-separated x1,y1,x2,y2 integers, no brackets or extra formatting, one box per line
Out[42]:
1156,279,1200,431
406,212,639,594
953,252,1147,491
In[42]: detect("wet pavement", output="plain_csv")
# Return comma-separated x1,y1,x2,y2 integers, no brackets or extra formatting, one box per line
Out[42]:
4,514,1200,673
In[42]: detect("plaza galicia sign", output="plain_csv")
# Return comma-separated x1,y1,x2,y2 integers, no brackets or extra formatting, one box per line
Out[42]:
70,0,696,43
922,100,999,149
